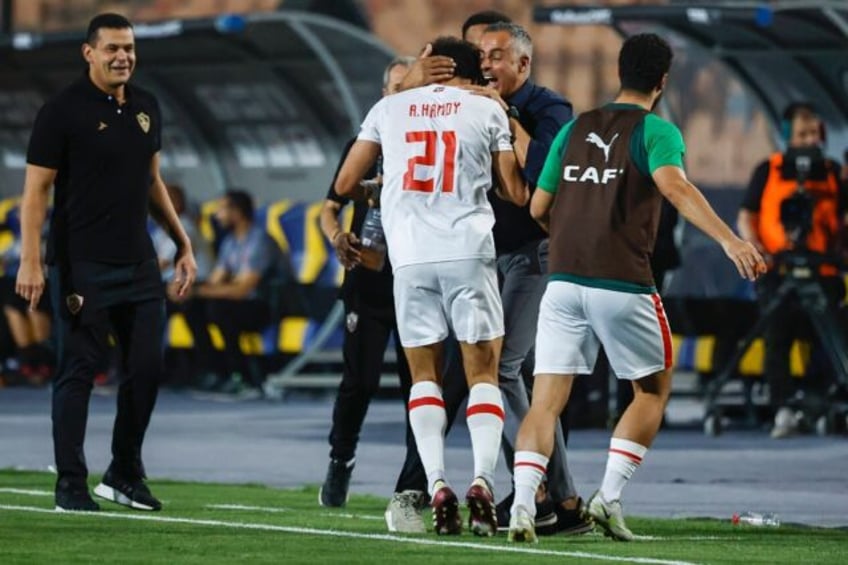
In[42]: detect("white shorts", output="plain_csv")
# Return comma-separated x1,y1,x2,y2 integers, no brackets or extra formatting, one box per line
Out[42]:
393,258,504,347
534,280,673,380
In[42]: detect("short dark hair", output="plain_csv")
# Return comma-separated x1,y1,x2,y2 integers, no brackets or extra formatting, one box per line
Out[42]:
429,36,485,85
461,10,511,40
782,101,818,123
618,33,673,94
86,13,133,45
224,189,254,221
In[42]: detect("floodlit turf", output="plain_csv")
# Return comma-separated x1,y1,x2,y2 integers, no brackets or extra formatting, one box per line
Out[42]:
0,470,845,564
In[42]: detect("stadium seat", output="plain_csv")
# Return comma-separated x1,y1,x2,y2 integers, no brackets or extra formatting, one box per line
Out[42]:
165,198,347,356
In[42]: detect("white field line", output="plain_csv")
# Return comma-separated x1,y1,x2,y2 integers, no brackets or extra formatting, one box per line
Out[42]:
633,535,742,541
206,503,738,538
207,503,384,521
0,504,699,565
0,495,739,541
208,504,289,513
0,488,52,496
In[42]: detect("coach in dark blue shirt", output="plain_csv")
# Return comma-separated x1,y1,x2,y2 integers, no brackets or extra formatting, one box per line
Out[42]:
471,22,589,535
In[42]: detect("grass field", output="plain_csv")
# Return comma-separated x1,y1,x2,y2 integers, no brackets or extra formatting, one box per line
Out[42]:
0,470,845,564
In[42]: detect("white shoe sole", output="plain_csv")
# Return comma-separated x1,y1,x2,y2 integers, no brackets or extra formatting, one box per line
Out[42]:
384,509,426,534
93,483,155,511
318,486,350,508
507,526,538,544
385,509,397,532
54,506,97,512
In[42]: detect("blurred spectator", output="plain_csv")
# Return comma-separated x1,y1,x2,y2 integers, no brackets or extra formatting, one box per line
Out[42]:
173,189,292,395
0,238,53,385
151,184,213,387
152,184,212,284
462,9,511,46
737,102,848,438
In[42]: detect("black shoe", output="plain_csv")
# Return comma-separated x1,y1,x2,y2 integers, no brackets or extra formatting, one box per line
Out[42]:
214,376,243,395
495,491,558,534
94,469,162,511
495,490,513,530
55,480,100,512
495,491,564,536
534,495,559,536
319,458,354,507
193,372,222,391
552,497,594,535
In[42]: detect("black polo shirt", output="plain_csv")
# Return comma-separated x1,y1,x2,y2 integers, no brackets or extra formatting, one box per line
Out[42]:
327,138,394,316
26,72,161,266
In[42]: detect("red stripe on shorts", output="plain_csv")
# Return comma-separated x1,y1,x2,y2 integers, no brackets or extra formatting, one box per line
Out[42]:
609,448,643,464
515,461,547,474
651,293,673,369
408,396,445,411
466,403,505,420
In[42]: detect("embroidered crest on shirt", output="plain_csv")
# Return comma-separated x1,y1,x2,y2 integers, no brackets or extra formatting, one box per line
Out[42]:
66,293,84,315
586,132,620,163
346,311,359,333
97,121,108,131
136,112,150,134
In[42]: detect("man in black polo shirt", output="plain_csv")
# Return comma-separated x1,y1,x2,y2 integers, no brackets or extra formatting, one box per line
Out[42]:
16,13,197,512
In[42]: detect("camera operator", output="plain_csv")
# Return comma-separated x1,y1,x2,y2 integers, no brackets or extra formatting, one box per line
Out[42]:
737,102,848,438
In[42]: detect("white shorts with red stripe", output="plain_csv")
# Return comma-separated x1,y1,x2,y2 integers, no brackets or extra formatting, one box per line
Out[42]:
534,280,673,380
393,258,504,347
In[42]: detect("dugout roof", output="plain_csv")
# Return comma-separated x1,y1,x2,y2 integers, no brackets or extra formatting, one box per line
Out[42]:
535,1,848,153
0,11,393,202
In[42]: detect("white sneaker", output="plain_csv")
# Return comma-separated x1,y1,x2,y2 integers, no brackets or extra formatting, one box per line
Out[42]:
507,504,537,543
771,407,800,439
587,491,634,541
385,490,426,533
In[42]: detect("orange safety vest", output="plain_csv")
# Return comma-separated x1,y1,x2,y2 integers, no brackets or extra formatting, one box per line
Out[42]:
757,152,840,274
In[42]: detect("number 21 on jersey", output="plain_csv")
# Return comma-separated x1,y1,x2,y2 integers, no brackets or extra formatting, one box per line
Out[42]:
403,130,457,193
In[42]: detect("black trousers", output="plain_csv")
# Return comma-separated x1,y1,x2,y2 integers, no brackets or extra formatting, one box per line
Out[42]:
329,301,412,462
181,297,270,387
50,261,164,488
757,272,845,410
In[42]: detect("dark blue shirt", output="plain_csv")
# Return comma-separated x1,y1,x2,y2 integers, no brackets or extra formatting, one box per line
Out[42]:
489,79,573,254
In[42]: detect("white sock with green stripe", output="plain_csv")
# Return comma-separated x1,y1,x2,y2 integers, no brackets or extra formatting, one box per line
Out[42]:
600,438,647,502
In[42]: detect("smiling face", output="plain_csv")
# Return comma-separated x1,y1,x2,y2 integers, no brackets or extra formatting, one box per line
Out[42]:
479,29,529,98
82,26,136,93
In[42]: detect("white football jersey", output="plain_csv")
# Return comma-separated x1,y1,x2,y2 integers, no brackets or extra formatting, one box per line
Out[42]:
357,85,513,270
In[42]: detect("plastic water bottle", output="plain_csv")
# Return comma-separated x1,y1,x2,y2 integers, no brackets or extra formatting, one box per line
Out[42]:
359,206,386,271
731,512,780,527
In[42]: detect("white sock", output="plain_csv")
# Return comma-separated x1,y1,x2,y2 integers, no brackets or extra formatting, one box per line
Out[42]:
408,381,447,496
599,438,648,502
511,451,548,519
466,383,504,489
